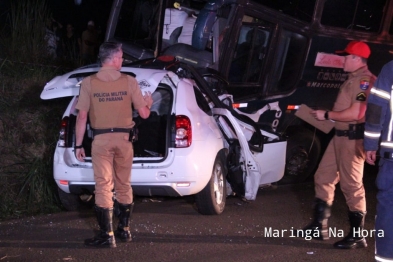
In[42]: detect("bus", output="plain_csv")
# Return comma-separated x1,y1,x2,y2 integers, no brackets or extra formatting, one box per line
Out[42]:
103,0,393,183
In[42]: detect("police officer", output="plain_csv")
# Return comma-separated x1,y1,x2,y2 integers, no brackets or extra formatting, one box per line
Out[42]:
301,41,375,249
364,60,393,261
74,42,153,248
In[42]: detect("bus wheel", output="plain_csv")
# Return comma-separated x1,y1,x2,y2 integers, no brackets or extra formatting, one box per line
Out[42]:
280,128,321,184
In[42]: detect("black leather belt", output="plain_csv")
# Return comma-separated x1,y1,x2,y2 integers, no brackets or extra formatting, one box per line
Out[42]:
93,128,131,137
335,130,349,137
335,124,364,140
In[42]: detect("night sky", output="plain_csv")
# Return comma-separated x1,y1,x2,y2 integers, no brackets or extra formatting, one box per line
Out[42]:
0,0,113,37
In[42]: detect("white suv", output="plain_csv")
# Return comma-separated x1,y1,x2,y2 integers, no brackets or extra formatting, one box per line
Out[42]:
40,62,287,215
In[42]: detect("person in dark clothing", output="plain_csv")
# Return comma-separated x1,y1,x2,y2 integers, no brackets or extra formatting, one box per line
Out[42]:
62,23,80,61
364,60,393,261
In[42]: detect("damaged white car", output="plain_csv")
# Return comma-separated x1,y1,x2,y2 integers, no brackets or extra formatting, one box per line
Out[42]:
40,60,287,215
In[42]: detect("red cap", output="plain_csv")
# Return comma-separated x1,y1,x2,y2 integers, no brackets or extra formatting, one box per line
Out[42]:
335,41,371,59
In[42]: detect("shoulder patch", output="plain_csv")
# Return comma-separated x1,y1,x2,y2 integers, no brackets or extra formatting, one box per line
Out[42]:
359,78,370,90
356,92,367,101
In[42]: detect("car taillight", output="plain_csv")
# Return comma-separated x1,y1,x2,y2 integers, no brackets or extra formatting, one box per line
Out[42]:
58,116,69,147
176,115,191,148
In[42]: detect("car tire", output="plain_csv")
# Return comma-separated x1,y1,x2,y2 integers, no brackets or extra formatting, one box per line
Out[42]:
281,127,321,184
57,187,94,211
195,153,227,215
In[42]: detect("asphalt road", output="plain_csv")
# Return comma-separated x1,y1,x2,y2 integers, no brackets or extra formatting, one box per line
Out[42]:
0,166,378,262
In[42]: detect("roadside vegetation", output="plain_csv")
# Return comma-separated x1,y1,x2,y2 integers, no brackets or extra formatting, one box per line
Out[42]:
0,0,77,220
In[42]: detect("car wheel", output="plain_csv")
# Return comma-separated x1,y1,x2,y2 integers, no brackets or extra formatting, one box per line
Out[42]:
57,187,94,211
195,153,227,215
280,127,321,184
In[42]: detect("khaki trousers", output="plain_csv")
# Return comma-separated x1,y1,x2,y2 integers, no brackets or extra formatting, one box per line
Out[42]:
92,133,133,208
314,135,366,212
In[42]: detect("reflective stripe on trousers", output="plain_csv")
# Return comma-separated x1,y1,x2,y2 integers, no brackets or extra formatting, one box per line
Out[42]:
375,159,393,260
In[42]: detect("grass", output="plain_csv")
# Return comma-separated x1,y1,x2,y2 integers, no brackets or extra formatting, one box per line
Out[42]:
0,61,71,219
0,0,79,220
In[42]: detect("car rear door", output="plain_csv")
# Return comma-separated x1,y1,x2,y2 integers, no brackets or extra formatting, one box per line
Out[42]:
187,65,287,200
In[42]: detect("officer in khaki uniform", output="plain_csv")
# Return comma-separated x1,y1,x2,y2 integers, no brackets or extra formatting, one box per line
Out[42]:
74,42,153,248
300,41,375,249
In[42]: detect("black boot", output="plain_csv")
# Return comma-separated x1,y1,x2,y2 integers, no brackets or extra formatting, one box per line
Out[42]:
334,211,367,249
84,206,116,248
115,202,134,242
300,198,331,240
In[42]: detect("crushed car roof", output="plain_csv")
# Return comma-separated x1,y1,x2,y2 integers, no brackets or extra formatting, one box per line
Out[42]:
40,67,172,100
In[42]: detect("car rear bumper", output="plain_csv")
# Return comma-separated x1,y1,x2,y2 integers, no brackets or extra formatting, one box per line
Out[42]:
58,180,200,197
54,137,224,197
67,182,183,197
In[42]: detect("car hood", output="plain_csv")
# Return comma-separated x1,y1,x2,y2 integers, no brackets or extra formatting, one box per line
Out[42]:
40,66,172,100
